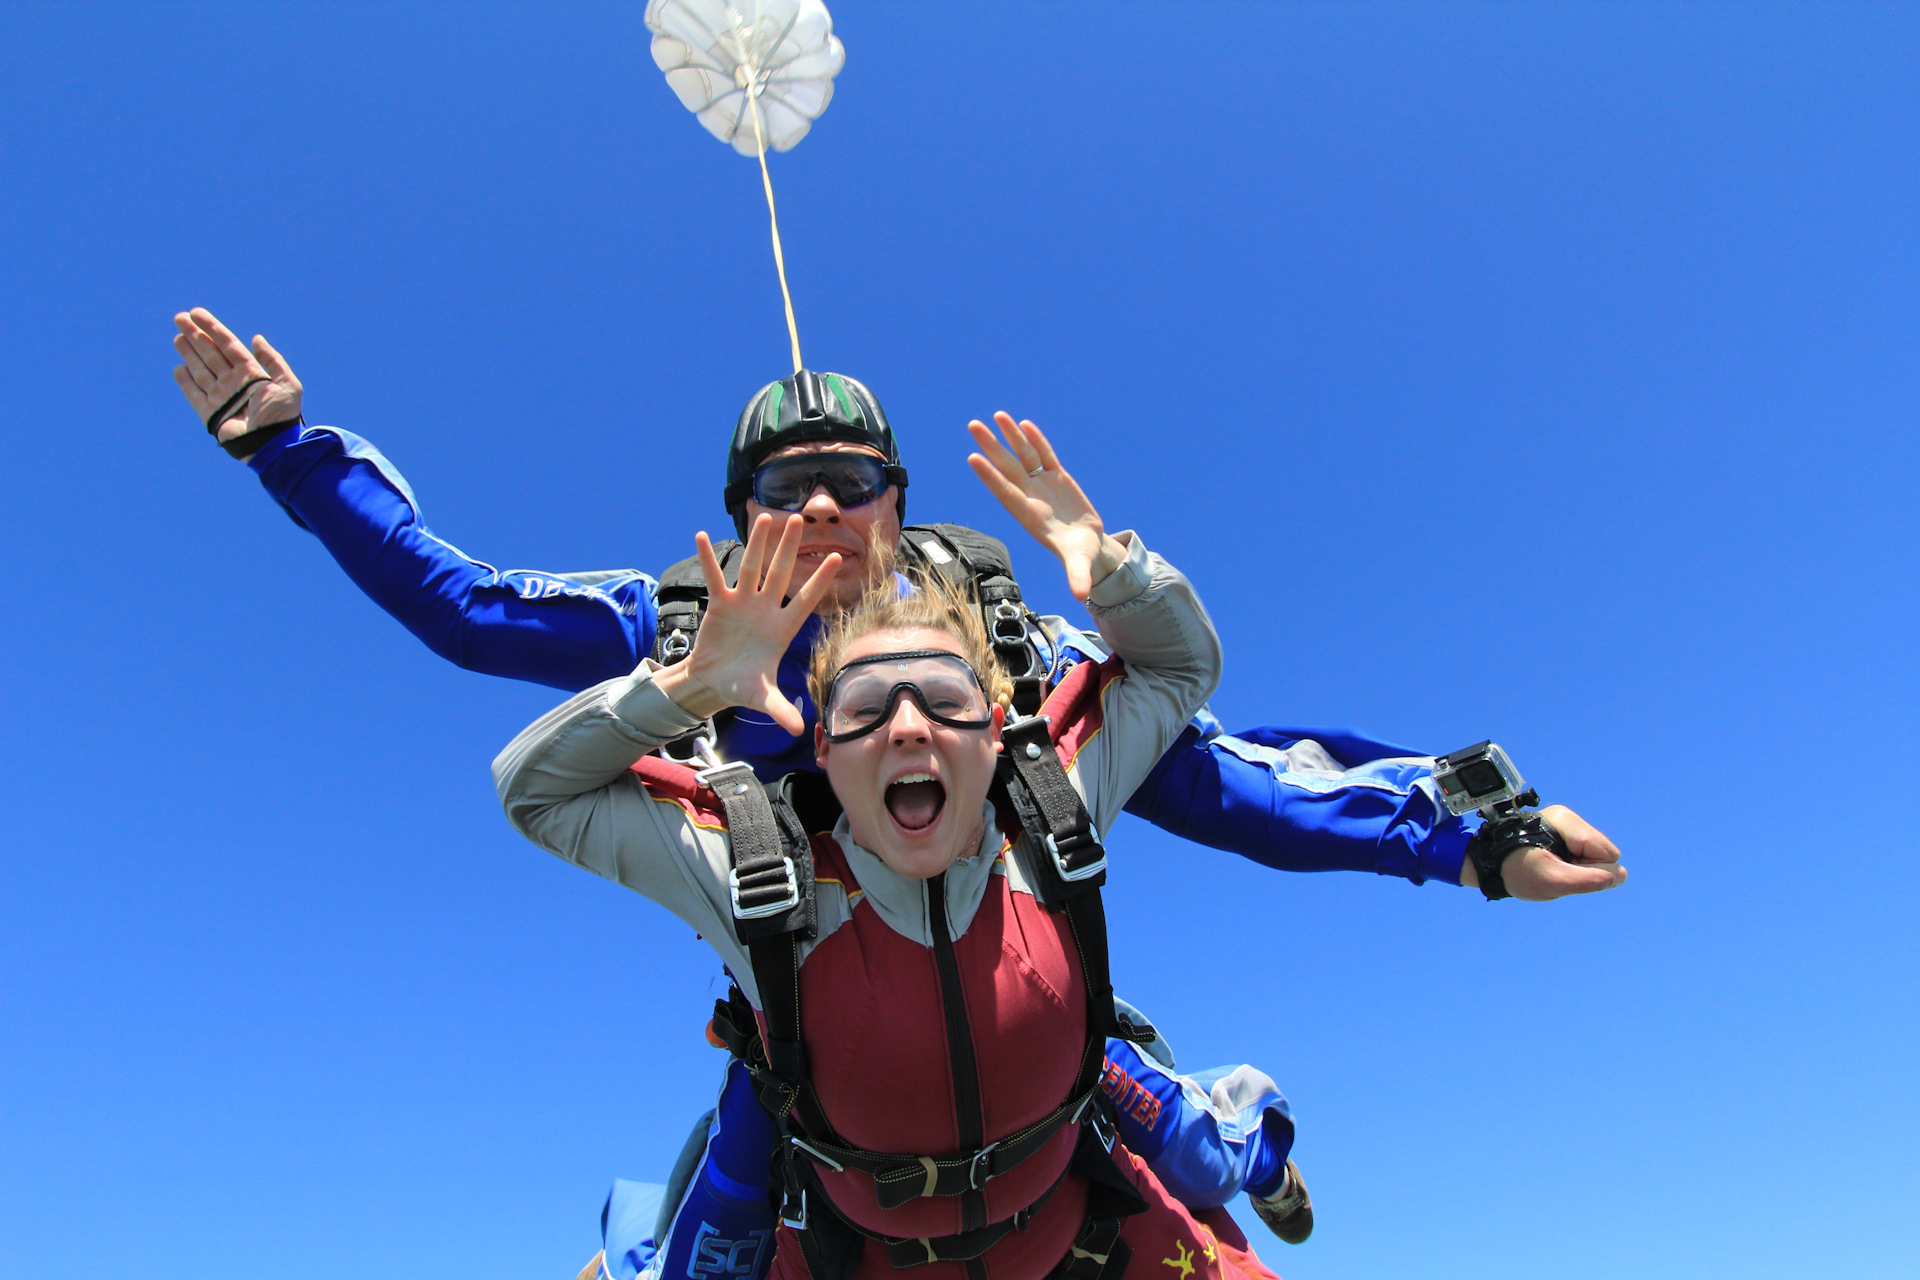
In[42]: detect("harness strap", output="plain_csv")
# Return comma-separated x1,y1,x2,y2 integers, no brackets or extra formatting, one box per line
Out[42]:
747,935,833,1137
704,761,805,933
1052,1214,1129,1280
1047,1118,1149,1280
999,717,1109,891
785,1155,1067,1269
787,1088,1103,1210
787,1119,1145,1280
994,716,1125,1130
701,765,830,1146
924,868,989,1230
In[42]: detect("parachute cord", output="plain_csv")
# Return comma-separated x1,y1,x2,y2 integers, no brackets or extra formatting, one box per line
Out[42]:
747,77,804,375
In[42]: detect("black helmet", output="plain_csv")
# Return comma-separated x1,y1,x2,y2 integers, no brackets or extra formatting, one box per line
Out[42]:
723,369,907,539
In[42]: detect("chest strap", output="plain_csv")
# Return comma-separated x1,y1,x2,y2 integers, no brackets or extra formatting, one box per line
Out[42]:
786,1088,1109,1211
785,1117,1145,1274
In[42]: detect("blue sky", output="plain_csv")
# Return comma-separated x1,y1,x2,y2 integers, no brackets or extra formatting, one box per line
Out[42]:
2,3,1917,1277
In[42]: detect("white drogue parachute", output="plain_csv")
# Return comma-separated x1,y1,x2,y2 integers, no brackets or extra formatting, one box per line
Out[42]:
644,0,846,372
645,0,845,156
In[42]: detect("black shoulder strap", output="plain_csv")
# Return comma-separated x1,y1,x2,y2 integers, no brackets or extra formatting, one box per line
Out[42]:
707,764,819,1075
900,523,1049,716
708,765,835,1131
999,717,1110,894
652,539,744,665
704,760,817,945
705,767,846,1242
899,521,1014,580
995,715,1160,1053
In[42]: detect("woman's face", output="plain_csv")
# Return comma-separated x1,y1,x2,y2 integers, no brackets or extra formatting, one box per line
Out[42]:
814,626,1004,879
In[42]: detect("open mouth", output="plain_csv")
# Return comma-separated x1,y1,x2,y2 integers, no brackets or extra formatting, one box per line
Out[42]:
885,772,947,832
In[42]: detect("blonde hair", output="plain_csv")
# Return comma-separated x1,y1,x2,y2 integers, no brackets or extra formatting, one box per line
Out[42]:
808,558,1014,718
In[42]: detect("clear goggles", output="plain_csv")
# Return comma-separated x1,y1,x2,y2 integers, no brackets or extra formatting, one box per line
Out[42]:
821,649,995,743
751,452,907,512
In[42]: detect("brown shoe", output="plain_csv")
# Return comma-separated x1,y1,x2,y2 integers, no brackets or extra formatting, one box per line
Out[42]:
1250,1159,1313,1244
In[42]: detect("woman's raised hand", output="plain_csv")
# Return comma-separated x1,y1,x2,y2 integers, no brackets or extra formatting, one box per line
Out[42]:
654,513,841,735
967,412,1127,602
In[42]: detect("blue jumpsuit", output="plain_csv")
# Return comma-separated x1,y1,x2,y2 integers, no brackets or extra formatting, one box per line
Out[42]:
244,424,1479,1273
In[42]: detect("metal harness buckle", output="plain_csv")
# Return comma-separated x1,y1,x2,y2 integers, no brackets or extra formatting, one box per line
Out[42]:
990,599,1027,646
1088,1106,1117,1152
696,746,802,921
729,857,801,920
791,1136,845,1173
660,628,693,662
1044,831,1108,882
690,734,735,782
967,1139,1001,1190
780,1188,809,1231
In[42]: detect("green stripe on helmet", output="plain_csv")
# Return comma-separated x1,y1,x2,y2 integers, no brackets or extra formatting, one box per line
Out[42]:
760,383,786,440
823,373,863,427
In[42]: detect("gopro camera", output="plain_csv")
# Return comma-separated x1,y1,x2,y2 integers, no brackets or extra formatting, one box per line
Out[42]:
1433,741,1540,818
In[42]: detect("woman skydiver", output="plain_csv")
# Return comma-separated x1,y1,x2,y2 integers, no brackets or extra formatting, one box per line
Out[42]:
495,415,1281,1280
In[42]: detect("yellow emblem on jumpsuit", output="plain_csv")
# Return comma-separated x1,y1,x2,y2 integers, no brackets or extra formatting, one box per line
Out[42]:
1162,1239,1197,1279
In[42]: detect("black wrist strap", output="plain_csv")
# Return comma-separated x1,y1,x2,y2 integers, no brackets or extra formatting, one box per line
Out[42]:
1465,811,1570,901
203,377,270,434
220,416,303,460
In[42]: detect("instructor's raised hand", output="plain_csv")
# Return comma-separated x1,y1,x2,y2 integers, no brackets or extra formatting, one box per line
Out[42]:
171,308,303,462
967,412,1128,603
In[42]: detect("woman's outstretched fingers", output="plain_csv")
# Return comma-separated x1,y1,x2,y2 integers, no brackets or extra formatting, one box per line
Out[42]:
1018,418,1065,473
736,512,774,594
967,418,1028,489
790,552,842,615
763,513,806,599
992,410,1045,475
967,450,1026,508
694,530,728,594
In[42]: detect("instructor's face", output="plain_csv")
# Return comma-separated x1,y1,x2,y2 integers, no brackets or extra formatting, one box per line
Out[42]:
743,441,901,612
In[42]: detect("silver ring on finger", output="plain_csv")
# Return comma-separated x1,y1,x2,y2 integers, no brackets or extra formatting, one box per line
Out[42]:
1028,465,1045,477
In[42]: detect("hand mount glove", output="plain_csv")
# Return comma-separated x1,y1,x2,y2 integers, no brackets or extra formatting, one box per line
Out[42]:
1464,809,1571,901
